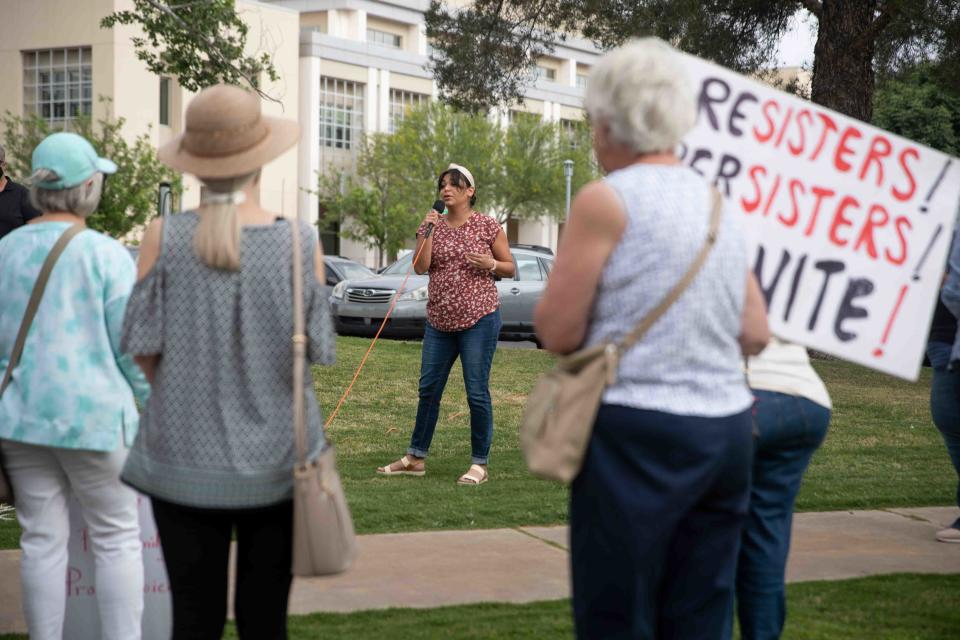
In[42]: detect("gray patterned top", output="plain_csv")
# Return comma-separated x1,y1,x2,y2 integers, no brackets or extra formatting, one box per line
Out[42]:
585,164,753,417
120,213,335,508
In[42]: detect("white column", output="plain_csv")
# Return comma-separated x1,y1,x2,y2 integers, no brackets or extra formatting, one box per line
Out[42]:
378,69,391,132
327,9,340,37
411,22,427,56
565,58,577,87
356,10,367,41
365,67,378,135
298,56,321,224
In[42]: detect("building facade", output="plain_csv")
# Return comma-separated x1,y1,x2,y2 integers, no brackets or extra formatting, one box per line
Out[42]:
0,0,599,265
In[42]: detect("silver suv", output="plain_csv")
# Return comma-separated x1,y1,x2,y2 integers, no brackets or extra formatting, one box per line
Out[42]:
330,245,554,341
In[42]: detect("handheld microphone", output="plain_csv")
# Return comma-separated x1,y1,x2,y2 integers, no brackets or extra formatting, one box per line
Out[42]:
424,200,445,239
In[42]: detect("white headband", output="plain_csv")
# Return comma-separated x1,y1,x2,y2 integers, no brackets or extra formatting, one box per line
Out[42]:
447,163,475,189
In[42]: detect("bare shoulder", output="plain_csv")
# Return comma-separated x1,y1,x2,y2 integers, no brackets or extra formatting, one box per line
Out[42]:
570,180,626,235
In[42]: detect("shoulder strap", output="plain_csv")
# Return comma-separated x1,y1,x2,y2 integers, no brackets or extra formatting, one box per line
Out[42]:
1,224,85,397
289,219,309,467
618,188,724,353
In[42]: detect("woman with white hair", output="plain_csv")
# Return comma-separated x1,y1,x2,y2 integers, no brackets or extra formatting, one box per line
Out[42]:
0,132,149,640
535,39,769,638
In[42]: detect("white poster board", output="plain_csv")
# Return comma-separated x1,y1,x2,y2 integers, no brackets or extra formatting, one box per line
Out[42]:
64,494,171,639
678,53,960,380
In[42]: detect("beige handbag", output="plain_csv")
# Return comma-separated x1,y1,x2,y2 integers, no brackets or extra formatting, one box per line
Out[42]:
520,190,723,484
287,220,357,577
0,224,85,505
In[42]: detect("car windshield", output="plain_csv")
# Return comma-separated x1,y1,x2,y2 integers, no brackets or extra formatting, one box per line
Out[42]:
337,262,375,279
381,253,414,275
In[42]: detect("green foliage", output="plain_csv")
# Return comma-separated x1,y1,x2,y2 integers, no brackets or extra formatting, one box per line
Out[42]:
100,0,279,99
425,0,960,119
315,102,598,249
873,65,960,156
1,101,181,239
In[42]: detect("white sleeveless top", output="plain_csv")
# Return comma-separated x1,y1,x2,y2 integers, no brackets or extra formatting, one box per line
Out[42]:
584,164,753,417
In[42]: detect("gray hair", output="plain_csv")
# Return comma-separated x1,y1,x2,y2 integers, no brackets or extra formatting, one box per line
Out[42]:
584,38,696,154
29,169,104,217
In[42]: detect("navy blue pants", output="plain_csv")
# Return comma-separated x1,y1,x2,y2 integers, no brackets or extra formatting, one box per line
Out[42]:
928,342,960,515
571,404,753,640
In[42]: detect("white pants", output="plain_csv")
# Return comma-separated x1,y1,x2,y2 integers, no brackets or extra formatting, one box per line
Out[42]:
0,439,144,640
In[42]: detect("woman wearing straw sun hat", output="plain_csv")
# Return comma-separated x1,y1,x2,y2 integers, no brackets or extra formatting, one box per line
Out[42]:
119,84,335,639
0,132,149,640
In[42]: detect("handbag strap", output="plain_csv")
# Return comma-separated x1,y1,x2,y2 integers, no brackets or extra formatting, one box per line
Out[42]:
289,219,309,467
618,188,723,353
1,224,85,398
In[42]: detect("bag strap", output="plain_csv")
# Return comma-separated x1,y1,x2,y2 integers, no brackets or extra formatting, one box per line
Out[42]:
1,224,85,398
618,188,723,353
289,219,309,467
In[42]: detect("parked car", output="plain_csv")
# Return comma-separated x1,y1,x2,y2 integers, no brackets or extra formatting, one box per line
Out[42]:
330,245,554,341
322,255,376,298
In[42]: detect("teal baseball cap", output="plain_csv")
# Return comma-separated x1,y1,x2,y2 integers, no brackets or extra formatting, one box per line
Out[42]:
31,132,117,190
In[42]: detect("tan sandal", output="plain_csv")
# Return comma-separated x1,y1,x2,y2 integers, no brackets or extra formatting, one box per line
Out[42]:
457,464,488,485
376,455,425,477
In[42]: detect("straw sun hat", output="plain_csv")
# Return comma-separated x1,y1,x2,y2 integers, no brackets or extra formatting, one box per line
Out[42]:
158,84,299,178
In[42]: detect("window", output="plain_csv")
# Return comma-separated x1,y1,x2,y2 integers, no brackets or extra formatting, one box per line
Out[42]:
319,77,365,150
515,254,544,281
576,73,588,89
22,47,92,126
388,89,428,133
535,65,557,82
540,258,554,275
367,28,402,49
559,118,582,149
159,77,170,126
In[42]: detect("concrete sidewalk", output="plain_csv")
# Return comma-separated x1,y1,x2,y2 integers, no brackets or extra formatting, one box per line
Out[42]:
1,507,958,634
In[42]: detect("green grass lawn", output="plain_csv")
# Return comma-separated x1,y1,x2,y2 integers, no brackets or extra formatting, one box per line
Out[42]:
1,573,954,640
244,573,955,639
0,336,954,548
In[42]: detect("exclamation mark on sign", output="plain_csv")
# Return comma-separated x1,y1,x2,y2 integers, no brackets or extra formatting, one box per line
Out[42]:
873,285,909,358
912,224,944,281
920,159,952,213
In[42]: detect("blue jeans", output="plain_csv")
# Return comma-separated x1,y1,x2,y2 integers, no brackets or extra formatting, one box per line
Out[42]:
408,310,501,465
727,390,831,640
928,342,960,514
571,404,753,639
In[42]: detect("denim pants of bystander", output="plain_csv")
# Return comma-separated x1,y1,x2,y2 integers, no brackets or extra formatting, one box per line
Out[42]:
726,389,831,640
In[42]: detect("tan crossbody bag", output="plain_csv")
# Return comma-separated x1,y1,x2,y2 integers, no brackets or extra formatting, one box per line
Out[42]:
287,220,357,577
0,224,85,505
520,190,723,484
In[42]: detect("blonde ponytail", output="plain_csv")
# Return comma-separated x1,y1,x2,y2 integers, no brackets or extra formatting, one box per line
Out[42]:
193,171,259,270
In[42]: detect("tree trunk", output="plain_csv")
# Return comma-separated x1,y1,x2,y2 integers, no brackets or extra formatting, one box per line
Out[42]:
810,0,879,121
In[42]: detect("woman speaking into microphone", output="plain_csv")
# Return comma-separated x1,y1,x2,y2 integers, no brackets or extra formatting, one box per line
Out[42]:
377,164,514,485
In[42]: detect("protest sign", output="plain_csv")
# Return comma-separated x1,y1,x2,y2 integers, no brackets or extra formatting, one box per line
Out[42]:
677,54,960,380
64,494,171,639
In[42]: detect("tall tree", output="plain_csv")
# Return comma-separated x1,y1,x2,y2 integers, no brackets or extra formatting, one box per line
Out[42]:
101,0,279,101
316,103,597,258
1,101,182,239
425,0,960,121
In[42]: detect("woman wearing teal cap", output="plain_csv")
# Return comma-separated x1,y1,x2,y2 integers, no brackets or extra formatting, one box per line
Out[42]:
0,132,149,639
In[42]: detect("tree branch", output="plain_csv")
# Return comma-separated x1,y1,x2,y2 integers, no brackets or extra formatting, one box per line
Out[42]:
140,0,279,103
856,0,899,48
797,0,823,18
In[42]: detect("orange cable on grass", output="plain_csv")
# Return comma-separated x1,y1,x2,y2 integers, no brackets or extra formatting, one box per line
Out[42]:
324,239,429,429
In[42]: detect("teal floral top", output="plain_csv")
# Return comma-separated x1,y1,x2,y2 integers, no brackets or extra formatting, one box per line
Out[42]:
0,222,149,451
